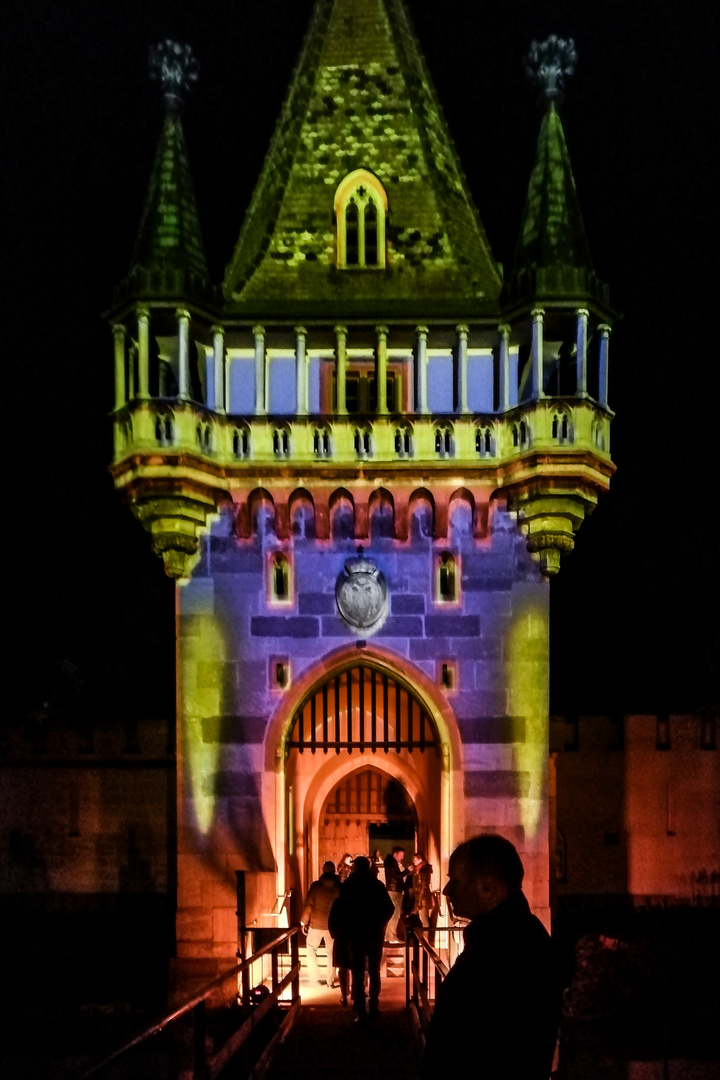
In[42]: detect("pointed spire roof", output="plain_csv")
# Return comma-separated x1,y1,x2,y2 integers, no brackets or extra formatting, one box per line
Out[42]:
130,106,209,286
513,104,592,277
510,37,608,306
223,0,502,318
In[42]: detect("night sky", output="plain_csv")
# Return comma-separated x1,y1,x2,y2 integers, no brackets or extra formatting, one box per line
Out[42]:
4,0,718,725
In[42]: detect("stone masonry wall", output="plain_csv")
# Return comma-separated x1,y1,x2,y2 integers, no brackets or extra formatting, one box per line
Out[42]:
176,495,551,963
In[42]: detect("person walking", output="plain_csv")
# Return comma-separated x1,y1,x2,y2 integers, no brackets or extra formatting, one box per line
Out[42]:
422,834,562,1080
383,846,408,941
329,855,393,1024
300,860,341,986
337,852,353,882
409,851,433,928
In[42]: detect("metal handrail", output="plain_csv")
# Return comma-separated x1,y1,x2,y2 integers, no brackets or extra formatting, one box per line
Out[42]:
77,927,300,1080
406,925,464,1050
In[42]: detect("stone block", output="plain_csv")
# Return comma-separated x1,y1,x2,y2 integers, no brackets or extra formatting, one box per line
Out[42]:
177,856,205,906
376,616,423,637
196,661,237,693
321,617,353,637
410,638,448,659
210,541,263,574
205,771,260,797
462,744,514,769
251,616,319,638
299,593,336,615
202,717,267,745
213,906,238,944
473,660,504,689
463,574,513,592
425,615,480,637
391,594,425,615
464,770,531,798
201,873,238,909
459,716,526,744
177,907,213,942
176,940,216,959
182,580,215,614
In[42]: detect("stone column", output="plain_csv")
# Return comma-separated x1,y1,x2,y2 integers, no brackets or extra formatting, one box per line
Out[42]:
295,325,308,416
253,325,266,415
416,325,429,414
211,326,225,413
456,324,469,414
113,324,126,410
177,308,190,402
575,308,588,397
376,325,388,414
137,307,150,400
498,324,510,413
335,325,348,415
598,324,611,408
531,308,545,400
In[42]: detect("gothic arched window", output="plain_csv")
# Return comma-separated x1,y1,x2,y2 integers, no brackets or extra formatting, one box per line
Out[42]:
233,425,250,459
354,426,372,458
552,411,572,444
434,424,453,458
437,553,458,603
270,553,292,604
335,170,388,270
475,425,495,458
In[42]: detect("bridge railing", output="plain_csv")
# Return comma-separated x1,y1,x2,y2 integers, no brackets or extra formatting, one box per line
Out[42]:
406,924,465,1050
76,928,300,1080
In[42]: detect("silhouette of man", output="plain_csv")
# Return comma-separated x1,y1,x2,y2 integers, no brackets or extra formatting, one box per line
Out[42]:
422,834,561,1079
329,855,393,1023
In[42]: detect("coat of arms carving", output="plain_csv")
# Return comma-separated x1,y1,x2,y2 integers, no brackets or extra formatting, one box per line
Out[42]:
335,548,388,635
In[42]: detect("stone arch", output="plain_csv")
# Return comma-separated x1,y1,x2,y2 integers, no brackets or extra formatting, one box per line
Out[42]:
449,487,475,541
306,757,426,882
329,487,355,540
267,644,462,901
248,487,275,536
369,487,395,540
409,488,435,541
289,488,315,539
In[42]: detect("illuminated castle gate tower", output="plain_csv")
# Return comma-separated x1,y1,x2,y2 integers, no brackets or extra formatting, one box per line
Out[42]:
109,6,615,977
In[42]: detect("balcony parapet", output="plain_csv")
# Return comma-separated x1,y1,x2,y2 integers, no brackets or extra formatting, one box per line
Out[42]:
111,398,614,579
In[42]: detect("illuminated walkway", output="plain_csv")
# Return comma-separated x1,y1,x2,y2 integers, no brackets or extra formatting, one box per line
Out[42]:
263,974,420,1080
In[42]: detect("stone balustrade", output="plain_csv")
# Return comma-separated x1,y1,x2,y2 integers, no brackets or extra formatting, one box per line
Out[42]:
113,399,612,468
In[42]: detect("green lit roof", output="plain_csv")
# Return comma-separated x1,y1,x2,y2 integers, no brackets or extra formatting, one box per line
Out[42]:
131,109,209,284
511,103,602,302
223,0,502,315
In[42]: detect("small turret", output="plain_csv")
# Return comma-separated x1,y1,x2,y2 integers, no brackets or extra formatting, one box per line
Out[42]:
109,43,220,579
502,37,616,575
115,41,210,307
510,36,607,307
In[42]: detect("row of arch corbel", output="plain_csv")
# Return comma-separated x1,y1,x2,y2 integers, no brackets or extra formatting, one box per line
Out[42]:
228,485,492,541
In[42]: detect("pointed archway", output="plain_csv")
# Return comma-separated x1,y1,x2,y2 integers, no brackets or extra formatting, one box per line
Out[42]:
317,766,417,871
277,652,453,913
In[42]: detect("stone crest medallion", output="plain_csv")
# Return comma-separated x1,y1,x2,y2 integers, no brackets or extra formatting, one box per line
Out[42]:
336,548,388,635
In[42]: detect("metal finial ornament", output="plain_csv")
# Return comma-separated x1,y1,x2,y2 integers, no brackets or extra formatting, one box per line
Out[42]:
149,40,199,108
525,36,577,105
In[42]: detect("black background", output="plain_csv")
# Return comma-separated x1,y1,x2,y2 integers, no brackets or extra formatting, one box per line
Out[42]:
3,0,718,725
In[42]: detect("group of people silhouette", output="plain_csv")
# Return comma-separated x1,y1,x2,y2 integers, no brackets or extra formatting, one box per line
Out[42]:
300,846,433,1022
301,835,563,1078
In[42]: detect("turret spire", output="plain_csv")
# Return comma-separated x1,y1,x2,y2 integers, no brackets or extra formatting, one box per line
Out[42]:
511,37,607,304
126,41,209,294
